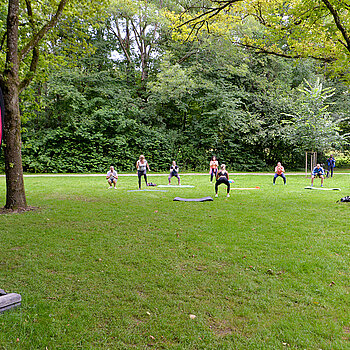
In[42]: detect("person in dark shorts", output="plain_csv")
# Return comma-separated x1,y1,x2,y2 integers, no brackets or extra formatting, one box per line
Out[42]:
136,155,150,190
311,164,325,187
168,161,180,185
215,164,230,198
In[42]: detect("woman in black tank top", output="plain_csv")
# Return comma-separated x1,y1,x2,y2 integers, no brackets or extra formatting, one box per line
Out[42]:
215,164,230,198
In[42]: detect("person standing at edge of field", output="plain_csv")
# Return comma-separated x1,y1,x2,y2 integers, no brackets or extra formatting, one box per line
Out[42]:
209,156,219,183
273,162,286,185
168,161,180,185
215,164,230,198
311,163,325,187
136,155,150,190
326,154,336,178
106,166,118,189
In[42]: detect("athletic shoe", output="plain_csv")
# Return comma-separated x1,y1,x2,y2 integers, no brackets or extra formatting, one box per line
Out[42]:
114,187,117,190
215,194,218,197
108,186,113,189
227,194,230,198
321,185,323,187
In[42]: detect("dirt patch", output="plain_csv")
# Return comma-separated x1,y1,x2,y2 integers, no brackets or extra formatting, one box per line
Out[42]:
209,319,234,337
0,206,39,215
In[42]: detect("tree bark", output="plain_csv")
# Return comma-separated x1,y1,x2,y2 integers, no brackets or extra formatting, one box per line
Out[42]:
1,0,68,209
2,0,27,209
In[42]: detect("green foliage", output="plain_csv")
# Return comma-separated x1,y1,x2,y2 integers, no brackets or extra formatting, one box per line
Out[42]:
283,78,345,153
1,1,348,174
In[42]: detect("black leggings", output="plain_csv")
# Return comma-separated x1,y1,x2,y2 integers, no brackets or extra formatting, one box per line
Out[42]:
215,177,230,193
138,170,147,189
210,168,218,182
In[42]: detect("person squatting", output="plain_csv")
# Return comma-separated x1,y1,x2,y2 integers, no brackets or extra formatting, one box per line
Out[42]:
273,162,286,185
215,164,230,198
168,161,180,185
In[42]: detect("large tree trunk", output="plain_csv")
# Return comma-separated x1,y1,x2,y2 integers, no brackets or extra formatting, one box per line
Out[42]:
3,0,27,209
3,85,27,209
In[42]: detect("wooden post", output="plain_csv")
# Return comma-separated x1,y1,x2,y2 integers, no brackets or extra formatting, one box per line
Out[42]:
305,151,308,177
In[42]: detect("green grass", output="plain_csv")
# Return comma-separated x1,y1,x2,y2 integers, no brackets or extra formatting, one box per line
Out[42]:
0,174,349,349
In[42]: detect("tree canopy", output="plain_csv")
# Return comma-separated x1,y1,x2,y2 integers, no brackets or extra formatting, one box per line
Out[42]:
170,0,350,82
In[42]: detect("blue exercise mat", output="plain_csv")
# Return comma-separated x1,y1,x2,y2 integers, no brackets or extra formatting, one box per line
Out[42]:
173,196,213,202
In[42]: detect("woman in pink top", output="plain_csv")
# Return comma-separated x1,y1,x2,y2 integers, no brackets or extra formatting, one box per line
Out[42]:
273,162,286,185
209,156,219,183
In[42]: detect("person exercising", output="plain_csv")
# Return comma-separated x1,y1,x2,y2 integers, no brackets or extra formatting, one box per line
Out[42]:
273,162,286,185
215,164,230,198
311,164,325,187
136,155,150,190
106,166,118,189
209,156,219,183
168,161,180,185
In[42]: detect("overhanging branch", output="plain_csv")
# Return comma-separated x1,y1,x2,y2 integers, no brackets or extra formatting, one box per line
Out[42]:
19,0,68,62
321,0,350,52
234,41,335,63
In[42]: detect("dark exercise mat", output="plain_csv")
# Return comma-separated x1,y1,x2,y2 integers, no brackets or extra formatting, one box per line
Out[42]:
173,196,213,202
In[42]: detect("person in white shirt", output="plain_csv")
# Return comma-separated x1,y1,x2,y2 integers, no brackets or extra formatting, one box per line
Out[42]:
106,166,118,189
136,155,150,190
168,161,180,185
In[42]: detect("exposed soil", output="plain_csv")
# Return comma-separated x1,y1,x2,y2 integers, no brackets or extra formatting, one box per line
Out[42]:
0,206,39,215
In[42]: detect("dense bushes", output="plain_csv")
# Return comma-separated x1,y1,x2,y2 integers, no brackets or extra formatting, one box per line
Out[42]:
1,26,347,174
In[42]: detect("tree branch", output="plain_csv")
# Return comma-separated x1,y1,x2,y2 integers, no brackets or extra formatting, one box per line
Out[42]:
19,46,39,93
131,20,142,52
177,50,198,64
19,0,68,62
179,0,241,28
321,0,350,52
108,18,132,63
234,41,334,62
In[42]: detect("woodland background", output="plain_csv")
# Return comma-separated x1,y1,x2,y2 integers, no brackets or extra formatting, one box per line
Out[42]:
1,0,349,173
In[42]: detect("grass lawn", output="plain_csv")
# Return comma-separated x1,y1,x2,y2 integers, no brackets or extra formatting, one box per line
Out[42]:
0,173,349,349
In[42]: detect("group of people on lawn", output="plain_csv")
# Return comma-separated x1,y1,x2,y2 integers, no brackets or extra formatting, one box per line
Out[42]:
106,155,181,190
106,154,336,195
